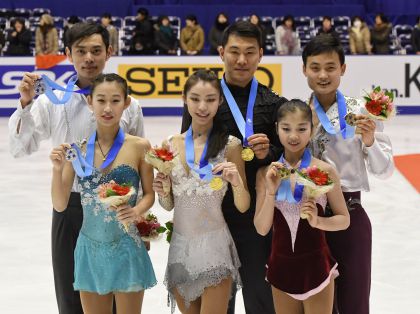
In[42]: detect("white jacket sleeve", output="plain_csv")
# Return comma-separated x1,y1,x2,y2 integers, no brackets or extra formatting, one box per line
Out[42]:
8,96,52,158
362,121,394,179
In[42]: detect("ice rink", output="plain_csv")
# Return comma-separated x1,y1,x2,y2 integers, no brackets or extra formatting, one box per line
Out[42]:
1,115,419,314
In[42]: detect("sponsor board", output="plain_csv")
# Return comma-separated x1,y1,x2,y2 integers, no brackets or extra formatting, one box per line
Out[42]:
0,56,418,115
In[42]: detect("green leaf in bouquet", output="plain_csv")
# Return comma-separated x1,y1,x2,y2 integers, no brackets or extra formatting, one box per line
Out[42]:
165,221,173,230
385,90,394,101
374,86,381,92
106,189,119,197
156,226,167,234
165,221,173,243
363,96,371,102
146,213,157,221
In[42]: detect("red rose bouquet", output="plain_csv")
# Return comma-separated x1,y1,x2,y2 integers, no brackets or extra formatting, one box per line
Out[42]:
98,180,136,206
136,213,173,243
145,146,177,193
296,166,334,219
364,86,396,121
97,180,136,231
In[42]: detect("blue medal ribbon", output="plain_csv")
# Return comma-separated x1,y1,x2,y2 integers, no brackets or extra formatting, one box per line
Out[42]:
275,148,311,203
313,90,355,139
221,77,258,147
71,127,125,177
42,74,91,105
185,125,215,181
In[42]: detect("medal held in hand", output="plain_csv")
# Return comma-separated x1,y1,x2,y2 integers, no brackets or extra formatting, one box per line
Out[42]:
241,147,254,161
344,112,357,126
34,78,46,95
65,139,87,161
65,147,77,161
209,177,223,191
221,77,258,162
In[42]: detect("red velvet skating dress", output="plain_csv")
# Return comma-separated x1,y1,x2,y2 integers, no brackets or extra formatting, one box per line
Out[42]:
266,196,338,300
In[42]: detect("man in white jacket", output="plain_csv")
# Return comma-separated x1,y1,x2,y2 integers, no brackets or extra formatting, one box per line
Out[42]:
8,22,145,314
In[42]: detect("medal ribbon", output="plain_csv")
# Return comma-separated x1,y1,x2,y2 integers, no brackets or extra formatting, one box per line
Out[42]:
275,148,311,203
313,90,355,139
185,126,214,181
71,127,125,177
42,74,91,105
221,77,258,147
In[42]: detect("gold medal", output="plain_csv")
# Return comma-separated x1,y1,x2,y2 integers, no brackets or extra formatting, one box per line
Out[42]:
241,147,254,161
209,177,223,191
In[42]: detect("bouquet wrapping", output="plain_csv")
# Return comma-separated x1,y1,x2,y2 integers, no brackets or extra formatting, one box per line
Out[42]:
296,166,334,219
145,147,176,193
97,180,136,231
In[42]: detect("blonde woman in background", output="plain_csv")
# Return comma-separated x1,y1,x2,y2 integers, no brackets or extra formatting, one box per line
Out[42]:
35,14,58,55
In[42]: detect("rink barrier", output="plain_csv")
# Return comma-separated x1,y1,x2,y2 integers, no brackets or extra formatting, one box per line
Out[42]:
0,56,419,116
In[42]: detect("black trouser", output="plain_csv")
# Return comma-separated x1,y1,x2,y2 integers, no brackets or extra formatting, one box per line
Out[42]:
227,220,275,314
327,192,372,314
51,192,84,314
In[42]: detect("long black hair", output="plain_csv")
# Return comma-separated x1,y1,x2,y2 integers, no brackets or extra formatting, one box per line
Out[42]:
180,69,228,160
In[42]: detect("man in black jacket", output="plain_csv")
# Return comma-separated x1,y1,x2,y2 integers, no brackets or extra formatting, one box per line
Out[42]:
219,21,287,314
130,7,154,55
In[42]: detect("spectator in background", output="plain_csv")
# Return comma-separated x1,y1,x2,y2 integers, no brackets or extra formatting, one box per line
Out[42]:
63,15,81,49
275,14,300,55
208,13,229,55
180,15,204,55
0,30,5,54
154,15,177,55
317,16,340,41
130,7,154,55
411,16,420,54
371,13,392,54
349,16,372,54
35,14,58,55
5,18,31,56
250,14,273,47
101,13,119,55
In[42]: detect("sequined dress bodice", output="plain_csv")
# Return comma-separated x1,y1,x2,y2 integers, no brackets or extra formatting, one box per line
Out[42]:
78,164,140,243
170,143,233,237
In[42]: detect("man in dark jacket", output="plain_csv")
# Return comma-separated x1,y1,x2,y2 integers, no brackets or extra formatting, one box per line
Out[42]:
5,18,32,56
130,7,154,55
218,21,287,314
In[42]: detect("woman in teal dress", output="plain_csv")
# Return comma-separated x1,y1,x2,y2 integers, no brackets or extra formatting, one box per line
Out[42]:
50,73,156,313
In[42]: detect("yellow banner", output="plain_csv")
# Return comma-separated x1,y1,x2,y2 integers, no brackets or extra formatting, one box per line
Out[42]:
118,64,282,98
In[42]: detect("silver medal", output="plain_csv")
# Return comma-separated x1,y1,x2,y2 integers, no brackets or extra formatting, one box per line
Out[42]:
34,78,46,95
65,147,77,161
65,139,87,161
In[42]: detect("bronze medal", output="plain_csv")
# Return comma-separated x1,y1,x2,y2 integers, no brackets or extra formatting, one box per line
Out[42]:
278,167,291,179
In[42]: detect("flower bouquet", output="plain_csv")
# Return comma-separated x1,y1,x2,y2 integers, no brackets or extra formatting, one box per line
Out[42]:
296,166,334,219
363,86,396,121
136,213,173,243
145,146,177,193
97,180,136,231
